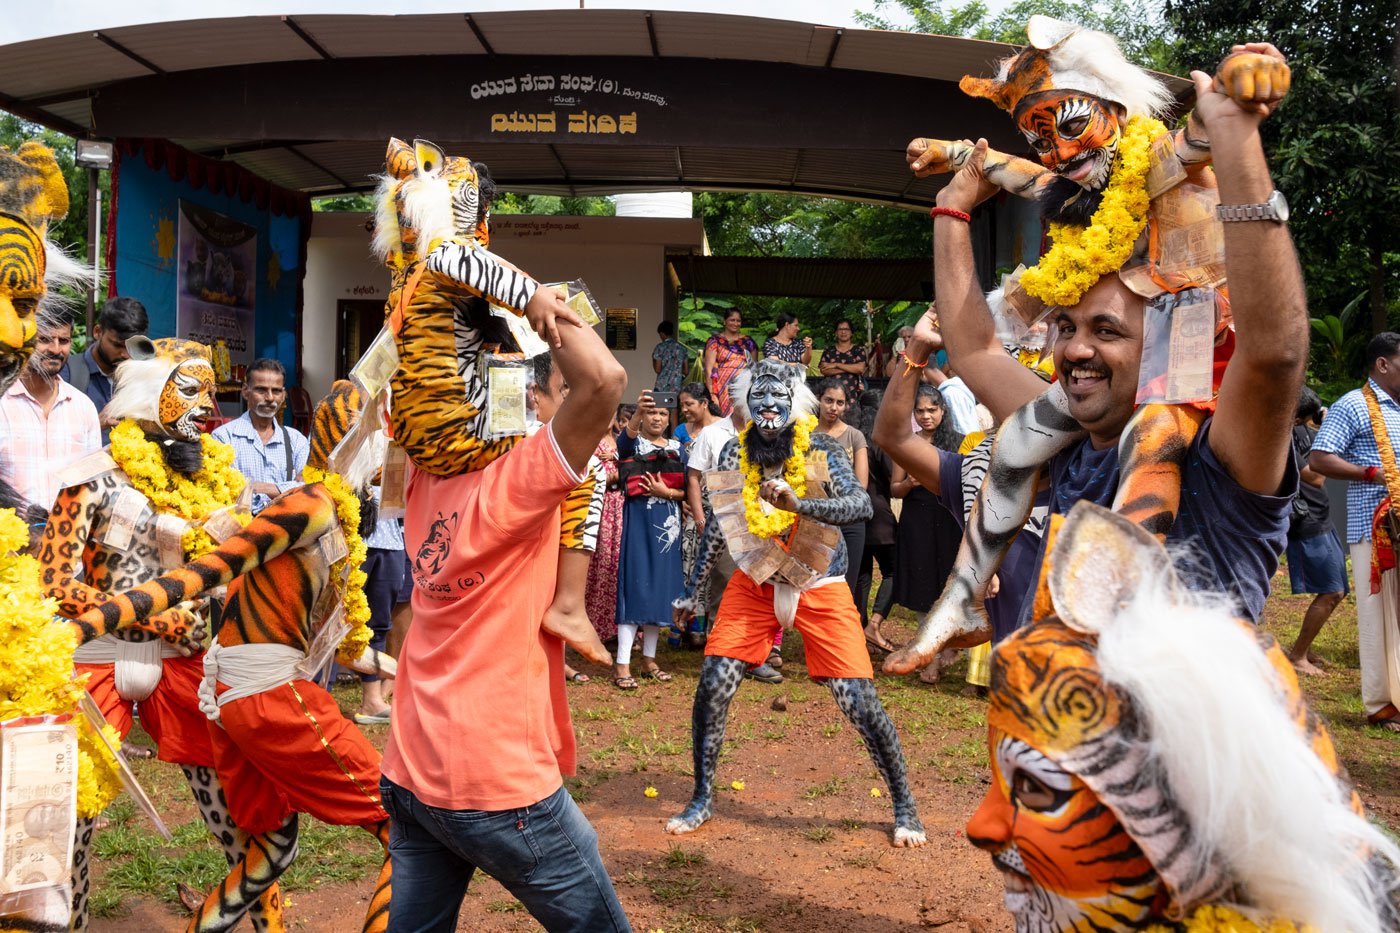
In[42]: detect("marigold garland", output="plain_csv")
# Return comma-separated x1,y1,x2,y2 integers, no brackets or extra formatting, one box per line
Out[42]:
109,420,249,559
302,467,374,665
1143,904,1299,931
1020,115,1165,308
0,509,122,819
738,415,816,539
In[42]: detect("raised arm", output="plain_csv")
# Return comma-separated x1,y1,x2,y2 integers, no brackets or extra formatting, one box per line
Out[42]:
929,143,1048,422
547,309,629,475
1198,43,1304,495
874,317,945,492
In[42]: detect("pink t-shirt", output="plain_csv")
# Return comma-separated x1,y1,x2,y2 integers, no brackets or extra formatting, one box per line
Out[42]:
381,425,584,811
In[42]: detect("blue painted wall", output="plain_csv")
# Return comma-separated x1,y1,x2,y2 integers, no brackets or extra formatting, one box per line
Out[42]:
111,156,303,383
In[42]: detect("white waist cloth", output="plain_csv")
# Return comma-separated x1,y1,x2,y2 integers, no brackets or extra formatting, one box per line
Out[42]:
773,576,845,628
72,634,182,702
197,642,306,724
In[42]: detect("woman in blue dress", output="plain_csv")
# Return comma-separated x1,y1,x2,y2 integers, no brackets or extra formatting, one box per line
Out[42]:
614,391,687,689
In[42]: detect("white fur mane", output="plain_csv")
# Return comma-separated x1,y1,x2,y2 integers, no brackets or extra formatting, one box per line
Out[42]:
37,241,96,320
1095,570,1400,930
1003,16,1173,119
101,356,176,427
370,171,455,263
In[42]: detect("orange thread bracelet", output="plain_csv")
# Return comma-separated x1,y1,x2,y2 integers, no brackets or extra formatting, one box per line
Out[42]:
900,351,929,377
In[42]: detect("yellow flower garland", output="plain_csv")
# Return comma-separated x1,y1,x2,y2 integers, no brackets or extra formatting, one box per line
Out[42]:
1144,904,1300,932
738,415,816,539
1020,115,1165,308
0,510,122,819
302,467,374,665
109,420,249,560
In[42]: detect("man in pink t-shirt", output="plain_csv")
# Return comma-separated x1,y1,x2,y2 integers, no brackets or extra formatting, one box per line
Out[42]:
379,295,630,932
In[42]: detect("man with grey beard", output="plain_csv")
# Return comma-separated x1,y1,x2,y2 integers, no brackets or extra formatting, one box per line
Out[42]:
212,357,310,513
0,312,100,511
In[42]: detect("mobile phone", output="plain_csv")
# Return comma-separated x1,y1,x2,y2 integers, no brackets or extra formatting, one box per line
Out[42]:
651,391,678,409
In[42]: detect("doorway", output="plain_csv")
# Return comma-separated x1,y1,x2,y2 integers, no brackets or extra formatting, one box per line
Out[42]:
336,299,385,379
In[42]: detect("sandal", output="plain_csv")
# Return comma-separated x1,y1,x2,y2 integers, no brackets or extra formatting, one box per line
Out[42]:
612,675,638,690
767,648,783,670
864,625,897,655
1367,715,1400,734
638,666,673,682
566,670,591,684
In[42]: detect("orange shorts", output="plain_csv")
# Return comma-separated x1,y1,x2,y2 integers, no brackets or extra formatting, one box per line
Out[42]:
213,679,387,835
705,571,873,680
77,653,215,767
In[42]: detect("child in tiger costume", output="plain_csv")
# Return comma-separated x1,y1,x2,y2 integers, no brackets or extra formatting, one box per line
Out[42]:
669,359,926,846
885,19,1298,672
371,136,612,668
970,500,1400,931
73,380,399,933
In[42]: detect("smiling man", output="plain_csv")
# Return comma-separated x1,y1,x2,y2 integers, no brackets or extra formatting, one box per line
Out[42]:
901,39,1306,653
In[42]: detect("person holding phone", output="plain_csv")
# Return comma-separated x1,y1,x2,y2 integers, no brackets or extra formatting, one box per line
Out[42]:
613,390,687,689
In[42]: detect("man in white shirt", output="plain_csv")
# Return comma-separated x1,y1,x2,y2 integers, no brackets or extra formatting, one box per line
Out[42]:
0,315,100,512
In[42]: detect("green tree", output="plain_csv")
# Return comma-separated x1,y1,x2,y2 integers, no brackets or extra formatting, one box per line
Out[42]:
856,0,1181,71
1162,0,1400,355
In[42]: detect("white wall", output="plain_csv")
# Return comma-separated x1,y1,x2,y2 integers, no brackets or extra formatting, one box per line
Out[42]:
301,212,704,403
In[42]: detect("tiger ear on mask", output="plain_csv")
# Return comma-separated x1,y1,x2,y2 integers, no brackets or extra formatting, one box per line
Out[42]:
386,138,416,180
1048,501,1180,635
413,140,446,178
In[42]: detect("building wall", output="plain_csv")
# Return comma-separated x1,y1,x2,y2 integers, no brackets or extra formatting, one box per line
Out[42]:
302,213,704,403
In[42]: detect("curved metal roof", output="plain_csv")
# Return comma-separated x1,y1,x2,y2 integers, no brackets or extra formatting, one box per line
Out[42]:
1,9,1189,208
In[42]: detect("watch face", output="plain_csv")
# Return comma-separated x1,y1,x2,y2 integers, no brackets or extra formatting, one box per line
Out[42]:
1269,189,1290,222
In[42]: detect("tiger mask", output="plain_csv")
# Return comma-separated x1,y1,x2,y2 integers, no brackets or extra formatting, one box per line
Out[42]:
372,138,491,271
0,141,81,393
972,501,1399,932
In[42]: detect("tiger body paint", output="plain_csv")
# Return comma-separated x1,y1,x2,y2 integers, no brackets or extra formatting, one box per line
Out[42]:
73,384,398,933
667,361,925,847
893,19,1289,662
968,502,1396,931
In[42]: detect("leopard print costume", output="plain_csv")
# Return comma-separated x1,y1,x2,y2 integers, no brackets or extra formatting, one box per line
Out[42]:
40,462,280,932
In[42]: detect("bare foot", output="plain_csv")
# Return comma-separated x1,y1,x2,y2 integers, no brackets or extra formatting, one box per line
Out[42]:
1291,657,1324,677
1370,718,1400,734
542,606,613,665
1305,652,1328,669
665,800,712,834
893,825,928,848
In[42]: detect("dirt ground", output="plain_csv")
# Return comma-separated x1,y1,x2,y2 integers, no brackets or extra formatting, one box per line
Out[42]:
91,585,1399,932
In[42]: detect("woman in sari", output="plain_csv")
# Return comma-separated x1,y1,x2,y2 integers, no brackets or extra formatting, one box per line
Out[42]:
703,309,756,416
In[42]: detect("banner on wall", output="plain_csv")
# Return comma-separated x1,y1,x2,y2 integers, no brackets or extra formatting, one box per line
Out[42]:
175,200,257,369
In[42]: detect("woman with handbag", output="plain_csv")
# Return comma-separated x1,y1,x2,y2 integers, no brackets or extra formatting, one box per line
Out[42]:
614,391,688,689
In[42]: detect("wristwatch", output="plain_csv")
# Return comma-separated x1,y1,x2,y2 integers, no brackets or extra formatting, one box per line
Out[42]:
1216,189,1289,224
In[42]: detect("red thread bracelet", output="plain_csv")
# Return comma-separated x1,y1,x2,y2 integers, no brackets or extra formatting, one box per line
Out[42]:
929,206,971,222
1366,466,1381,483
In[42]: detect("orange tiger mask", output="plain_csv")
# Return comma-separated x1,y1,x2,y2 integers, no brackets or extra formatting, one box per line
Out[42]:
971,503,1394,931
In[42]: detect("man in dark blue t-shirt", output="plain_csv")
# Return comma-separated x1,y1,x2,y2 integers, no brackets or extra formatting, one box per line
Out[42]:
887,49,1305,668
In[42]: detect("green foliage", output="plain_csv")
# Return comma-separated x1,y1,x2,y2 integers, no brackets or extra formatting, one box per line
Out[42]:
1309,290,1367,383
312,193,374,212
690,191,927,345
493,192,616,216
1161,0,1400,347
855,0,1180,71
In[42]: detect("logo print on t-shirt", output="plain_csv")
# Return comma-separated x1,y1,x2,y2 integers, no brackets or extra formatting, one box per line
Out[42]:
415,510,459,578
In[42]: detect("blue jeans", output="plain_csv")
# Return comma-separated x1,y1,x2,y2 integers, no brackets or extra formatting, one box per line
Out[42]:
380,777,631,933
